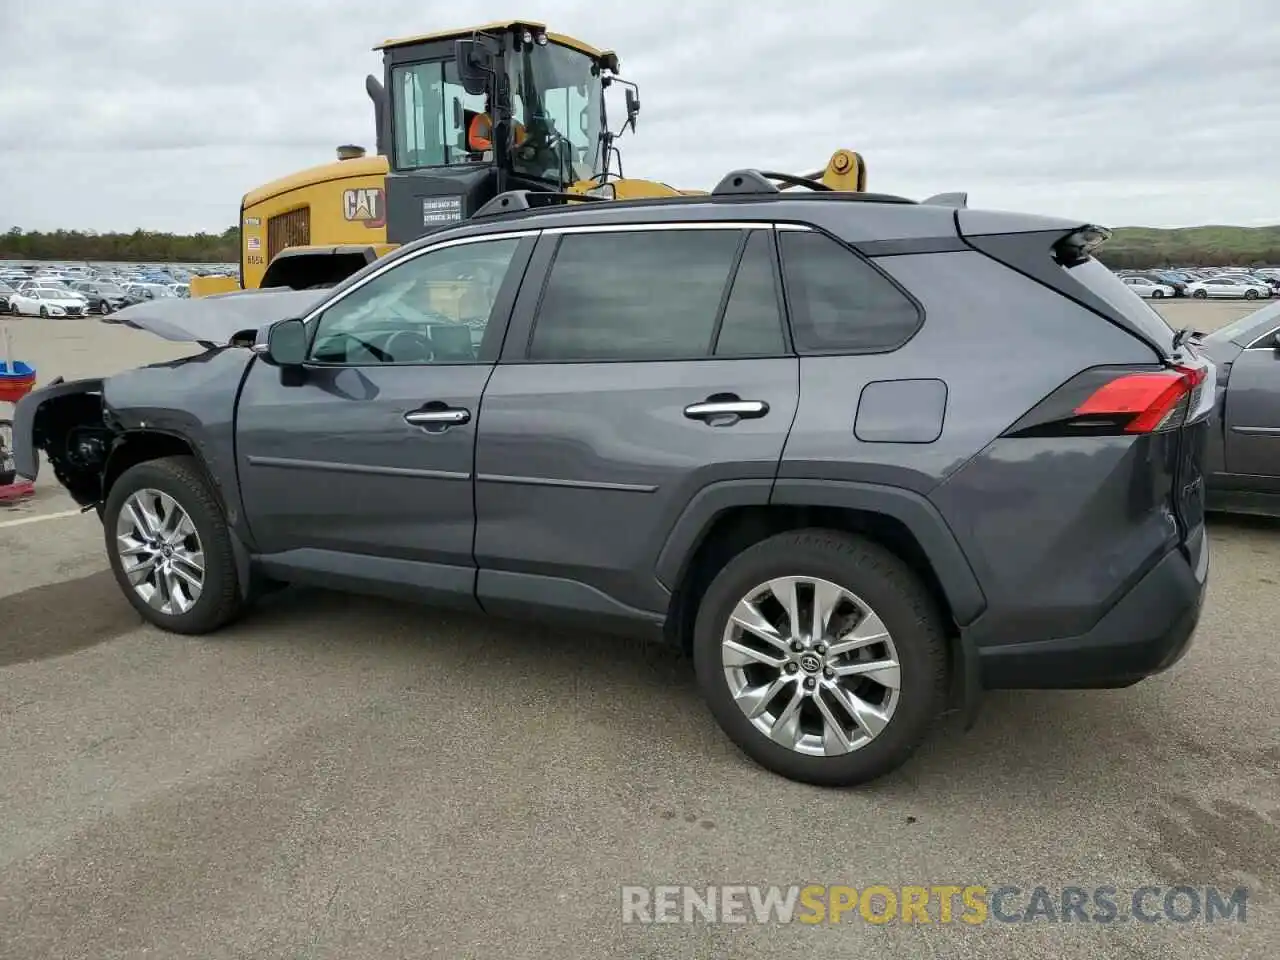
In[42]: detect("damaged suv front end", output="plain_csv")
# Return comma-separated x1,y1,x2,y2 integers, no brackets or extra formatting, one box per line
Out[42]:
9,288,326,512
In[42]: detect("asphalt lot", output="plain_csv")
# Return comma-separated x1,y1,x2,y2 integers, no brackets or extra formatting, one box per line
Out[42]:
1,300,1277,959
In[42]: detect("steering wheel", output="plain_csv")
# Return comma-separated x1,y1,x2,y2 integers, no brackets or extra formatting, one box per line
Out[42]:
383,330,430,363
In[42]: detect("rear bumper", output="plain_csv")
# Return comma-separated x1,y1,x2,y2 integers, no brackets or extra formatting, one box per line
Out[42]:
977,529,1208,689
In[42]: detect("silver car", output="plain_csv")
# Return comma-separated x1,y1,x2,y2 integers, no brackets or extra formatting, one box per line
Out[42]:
1187,277,1272,300
1199,302,1280,515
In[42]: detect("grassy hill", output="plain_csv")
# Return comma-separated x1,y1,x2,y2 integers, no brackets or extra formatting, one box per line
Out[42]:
1099,225,1280,269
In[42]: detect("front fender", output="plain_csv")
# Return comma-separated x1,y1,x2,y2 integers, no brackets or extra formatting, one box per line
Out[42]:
10,376,103,480
102,347,256,531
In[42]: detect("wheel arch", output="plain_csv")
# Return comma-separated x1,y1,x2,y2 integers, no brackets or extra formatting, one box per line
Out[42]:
659,480,987,716
103,432,253,597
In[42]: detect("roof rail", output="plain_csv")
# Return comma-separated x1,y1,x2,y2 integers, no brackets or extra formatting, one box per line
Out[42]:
711,169,830,196
472,190,606,219
921,191,968,208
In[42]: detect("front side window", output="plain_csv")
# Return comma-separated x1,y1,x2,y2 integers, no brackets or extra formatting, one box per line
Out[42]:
507,43,603,184
309,238,521,365
392,59,489,170
528,230,743,362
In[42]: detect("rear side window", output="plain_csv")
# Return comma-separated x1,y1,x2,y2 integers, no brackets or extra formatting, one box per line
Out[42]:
779,231,921,353
1067,258,1175,346
528,230,741,361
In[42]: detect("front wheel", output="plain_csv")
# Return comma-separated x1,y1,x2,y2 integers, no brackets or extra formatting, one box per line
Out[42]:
1245,289,1259,300
692,530,947,786
99,301,111,315
103,456,246,634
38,306,47,318
1152,289,1164,299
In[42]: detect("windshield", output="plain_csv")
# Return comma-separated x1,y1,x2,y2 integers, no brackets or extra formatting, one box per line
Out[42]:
507,42,603,184
392,58,488,170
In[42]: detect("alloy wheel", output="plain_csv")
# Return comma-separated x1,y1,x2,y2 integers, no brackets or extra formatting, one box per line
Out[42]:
115,488,205,615
720,576,901,757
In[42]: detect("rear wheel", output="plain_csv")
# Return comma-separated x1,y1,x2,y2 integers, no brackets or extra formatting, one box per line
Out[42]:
692,530,947,786
103,456,246,634
1192,289,1208,300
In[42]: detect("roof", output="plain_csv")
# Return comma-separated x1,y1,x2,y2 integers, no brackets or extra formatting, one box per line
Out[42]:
375,21,606,59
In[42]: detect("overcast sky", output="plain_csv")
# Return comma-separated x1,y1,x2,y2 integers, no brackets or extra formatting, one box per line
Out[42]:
1,0,1276,233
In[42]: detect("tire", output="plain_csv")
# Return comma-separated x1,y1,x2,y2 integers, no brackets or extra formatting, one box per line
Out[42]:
1152,289,1164,299
1245,289,1258,300
99,301,110,315
1192,289,1208,300
691,529,947,787
38,306,47,318
103,455,245,634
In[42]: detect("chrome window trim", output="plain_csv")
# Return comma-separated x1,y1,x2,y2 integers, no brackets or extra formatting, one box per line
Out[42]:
299,229,540,326
543,221,775,235
1244,326,1280,351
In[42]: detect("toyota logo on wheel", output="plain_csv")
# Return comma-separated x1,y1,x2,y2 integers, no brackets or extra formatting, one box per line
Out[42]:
799,653,822,674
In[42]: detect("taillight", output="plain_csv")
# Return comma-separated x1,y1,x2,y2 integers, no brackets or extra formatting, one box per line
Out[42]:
1003,360,1215,439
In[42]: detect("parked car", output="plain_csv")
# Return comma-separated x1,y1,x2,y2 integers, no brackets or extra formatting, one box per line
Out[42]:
8,287,88,317
70,280,129,315
0,279,14,313
9,181,1213,786
1187,278,1272,300
1122,276,1177,299
1196,302,1280,516
122,282,178,306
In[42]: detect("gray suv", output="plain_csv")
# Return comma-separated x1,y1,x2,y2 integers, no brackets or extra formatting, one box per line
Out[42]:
11,172,1213,786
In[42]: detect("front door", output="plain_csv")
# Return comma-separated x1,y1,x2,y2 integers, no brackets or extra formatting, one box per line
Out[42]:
473,224,800,618
236,233,534,603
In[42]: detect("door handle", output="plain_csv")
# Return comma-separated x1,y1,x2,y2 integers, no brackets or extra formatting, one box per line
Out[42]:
684,399,769,420
405,407,470,426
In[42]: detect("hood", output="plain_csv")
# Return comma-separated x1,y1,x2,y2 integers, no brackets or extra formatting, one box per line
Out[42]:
110,287,327,346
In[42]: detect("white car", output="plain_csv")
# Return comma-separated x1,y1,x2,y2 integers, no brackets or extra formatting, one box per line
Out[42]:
1121,276,1177,299
8,288,88,317
1187,278,1272,300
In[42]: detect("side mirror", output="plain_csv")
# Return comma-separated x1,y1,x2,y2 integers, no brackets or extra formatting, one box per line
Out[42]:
454,39,493,97
261,318,307,366
624,88,640,131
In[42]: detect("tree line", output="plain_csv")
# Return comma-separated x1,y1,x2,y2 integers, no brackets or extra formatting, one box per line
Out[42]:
0,227,240,263
0,223,1276,270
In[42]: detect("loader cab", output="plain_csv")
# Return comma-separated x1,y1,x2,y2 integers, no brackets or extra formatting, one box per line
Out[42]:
374,22,616,245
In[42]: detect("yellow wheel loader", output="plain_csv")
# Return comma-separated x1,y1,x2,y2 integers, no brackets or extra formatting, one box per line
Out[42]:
191,20,869,298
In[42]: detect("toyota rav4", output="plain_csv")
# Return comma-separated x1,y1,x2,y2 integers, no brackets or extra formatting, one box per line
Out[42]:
11,172,1213,785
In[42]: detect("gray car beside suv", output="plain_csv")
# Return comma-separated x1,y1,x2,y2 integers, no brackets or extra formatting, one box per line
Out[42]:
11,172,1213,785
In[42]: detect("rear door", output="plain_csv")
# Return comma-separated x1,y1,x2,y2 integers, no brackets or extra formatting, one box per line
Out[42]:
472,223,799,619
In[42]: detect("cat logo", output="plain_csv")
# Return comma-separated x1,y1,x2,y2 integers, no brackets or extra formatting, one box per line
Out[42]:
343,187,385,228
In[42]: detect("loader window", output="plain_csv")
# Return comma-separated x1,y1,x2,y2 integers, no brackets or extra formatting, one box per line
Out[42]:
392,60,488,170
507,43,603,184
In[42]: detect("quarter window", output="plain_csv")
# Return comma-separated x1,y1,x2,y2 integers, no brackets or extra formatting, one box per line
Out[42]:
309,238,521,365
527,229,743,361
780,231,921,354
714,231,786,357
